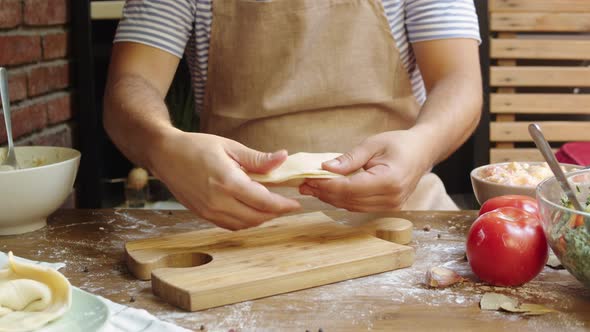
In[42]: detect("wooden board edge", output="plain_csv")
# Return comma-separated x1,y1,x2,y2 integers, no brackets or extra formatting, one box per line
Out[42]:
152,245,416,311
125,245,153,281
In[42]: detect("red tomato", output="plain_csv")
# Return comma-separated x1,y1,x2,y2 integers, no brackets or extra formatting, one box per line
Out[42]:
479,195,539,216
466,207,548,286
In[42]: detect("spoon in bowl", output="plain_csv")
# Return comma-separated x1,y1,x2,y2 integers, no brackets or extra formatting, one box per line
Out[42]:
0,67,18,170
528,123,585,214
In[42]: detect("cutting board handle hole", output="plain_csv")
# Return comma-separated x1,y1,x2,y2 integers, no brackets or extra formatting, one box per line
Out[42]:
158,252,213,268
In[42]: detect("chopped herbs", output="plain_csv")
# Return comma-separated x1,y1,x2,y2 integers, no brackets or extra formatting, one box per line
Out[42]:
552,198,590,287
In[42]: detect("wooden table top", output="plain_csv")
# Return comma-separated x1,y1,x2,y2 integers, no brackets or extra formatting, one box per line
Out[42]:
1,209,588,332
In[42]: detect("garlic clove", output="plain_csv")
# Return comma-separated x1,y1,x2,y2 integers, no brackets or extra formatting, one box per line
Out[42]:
425,266,465,288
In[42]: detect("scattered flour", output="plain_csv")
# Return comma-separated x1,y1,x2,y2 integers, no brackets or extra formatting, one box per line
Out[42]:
3,210,588,332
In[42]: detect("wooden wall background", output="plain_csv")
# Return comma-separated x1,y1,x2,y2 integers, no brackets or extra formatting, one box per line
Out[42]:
489,0,590,163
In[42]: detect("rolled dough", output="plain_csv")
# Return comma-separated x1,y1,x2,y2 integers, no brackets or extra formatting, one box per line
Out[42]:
248,152,345,184
0,252,71,332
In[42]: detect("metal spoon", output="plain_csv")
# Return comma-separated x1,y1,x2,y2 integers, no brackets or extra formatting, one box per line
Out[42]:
528,123,584,212
0,67,18,170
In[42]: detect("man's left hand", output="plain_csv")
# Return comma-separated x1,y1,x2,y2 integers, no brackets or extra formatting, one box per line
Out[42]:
299,130,431,212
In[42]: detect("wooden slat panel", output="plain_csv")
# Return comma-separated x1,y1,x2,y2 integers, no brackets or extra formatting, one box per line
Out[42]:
91,1,124,20
491,94,590,114
491,13,590,32
495,143,515,149
490,0,590,13
491,39,590,60
490,67,590,87
490,148,555,163
491,121,590,142
496,115,515,121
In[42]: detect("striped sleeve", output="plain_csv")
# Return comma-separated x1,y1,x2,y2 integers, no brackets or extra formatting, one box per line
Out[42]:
405,0,481,44
113,0,196,58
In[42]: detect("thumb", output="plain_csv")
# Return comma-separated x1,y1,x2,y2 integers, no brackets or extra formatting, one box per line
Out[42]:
322,145,375,175
231,146,288,174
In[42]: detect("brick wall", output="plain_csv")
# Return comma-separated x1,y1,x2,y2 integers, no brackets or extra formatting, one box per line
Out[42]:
0,0,74,148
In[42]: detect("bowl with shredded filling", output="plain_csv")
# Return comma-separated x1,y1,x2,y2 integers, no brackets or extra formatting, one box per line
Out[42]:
470,161,580,205
537,168,590,288
0,146,80,235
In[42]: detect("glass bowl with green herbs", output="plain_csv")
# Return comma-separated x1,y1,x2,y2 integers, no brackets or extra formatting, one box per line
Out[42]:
537,168,590,288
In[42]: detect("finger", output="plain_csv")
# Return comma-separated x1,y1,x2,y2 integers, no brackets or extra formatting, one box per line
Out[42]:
227,142,288,174
303,186,403,209
307,190,402,213
223,172,301,213
345,204,401,213
219,196,281,227
321,143,376,175
306,164,396,196
169,191,250,230
308,194,386,213
301,186,399,206
202,210,254,231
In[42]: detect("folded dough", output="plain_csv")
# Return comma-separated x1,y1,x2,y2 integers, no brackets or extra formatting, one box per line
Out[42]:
0,252,72,332
248,152,345,185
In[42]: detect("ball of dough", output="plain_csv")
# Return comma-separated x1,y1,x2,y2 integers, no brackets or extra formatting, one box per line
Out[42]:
127,167,149,190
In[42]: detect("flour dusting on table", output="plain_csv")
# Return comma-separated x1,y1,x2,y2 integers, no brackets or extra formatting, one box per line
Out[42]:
3,210,588,332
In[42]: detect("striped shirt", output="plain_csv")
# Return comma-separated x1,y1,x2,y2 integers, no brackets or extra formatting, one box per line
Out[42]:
114,0,481,112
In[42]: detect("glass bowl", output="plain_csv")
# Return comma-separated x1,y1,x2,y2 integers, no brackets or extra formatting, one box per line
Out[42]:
536,168,590,288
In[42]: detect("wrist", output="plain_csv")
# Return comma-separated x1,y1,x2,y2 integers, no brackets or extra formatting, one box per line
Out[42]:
145,125,184,177
406,125,441,172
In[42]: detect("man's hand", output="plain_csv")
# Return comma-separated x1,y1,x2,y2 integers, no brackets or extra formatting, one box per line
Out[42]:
149,131,301,230
299,130,430,212
299,38,482,212
104,43,300,230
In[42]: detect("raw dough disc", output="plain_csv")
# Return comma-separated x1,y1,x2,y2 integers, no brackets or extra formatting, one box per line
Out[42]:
248,152,344,184
0,252,72,332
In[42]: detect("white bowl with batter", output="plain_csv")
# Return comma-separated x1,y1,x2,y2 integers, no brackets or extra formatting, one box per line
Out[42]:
0,146,80,235
470,161,581,205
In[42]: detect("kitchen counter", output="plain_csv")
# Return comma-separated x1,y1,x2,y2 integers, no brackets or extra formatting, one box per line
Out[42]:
1,209,589,331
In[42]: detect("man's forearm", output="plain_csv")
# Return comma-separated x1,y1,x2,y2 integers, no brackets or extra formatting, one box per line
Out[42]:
103,73,177,169
410,72,483,168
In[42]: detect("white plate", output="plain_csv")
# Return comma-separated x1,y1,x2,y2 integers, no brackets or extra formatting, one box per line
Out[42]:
38,288,109,332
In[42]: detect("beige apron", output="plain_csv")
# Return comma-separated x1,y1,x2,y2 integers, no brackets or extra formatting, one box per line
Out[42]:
202,0,458,210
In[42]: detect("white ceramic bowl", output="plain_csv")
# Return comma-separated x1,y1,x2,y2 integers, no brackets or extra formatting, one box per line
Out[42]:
0,146,80,235
470,161,581,206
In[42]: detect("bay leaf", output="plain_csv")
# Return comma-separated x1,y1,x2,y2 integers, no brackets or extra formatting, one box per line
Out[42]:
481,293,557,316
519,303,558,316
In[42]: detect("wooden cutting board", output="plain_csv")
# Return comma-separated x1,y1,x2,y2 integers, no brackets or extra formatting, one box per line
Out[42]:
125,212,415,311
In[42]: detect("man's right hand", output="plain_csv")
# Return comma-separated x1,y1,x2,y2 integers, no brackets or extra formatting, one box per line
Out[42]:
103,42,299,229
148,130,301,230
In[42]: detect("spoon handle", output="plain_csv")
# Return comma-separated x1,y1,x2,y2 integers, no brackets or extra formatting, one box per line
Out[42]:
528,123,585,211
0,68,14,149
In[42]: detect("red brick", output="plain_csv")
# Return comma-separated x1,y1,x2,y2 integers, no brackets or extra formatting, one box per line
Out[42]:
31,124,72,147
0,35,42,66
42,32,69,60
28,62,70,97
0,101,47,143
0,0,22,28
24,0,68,26
7,71,27,102
47,93,72,124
